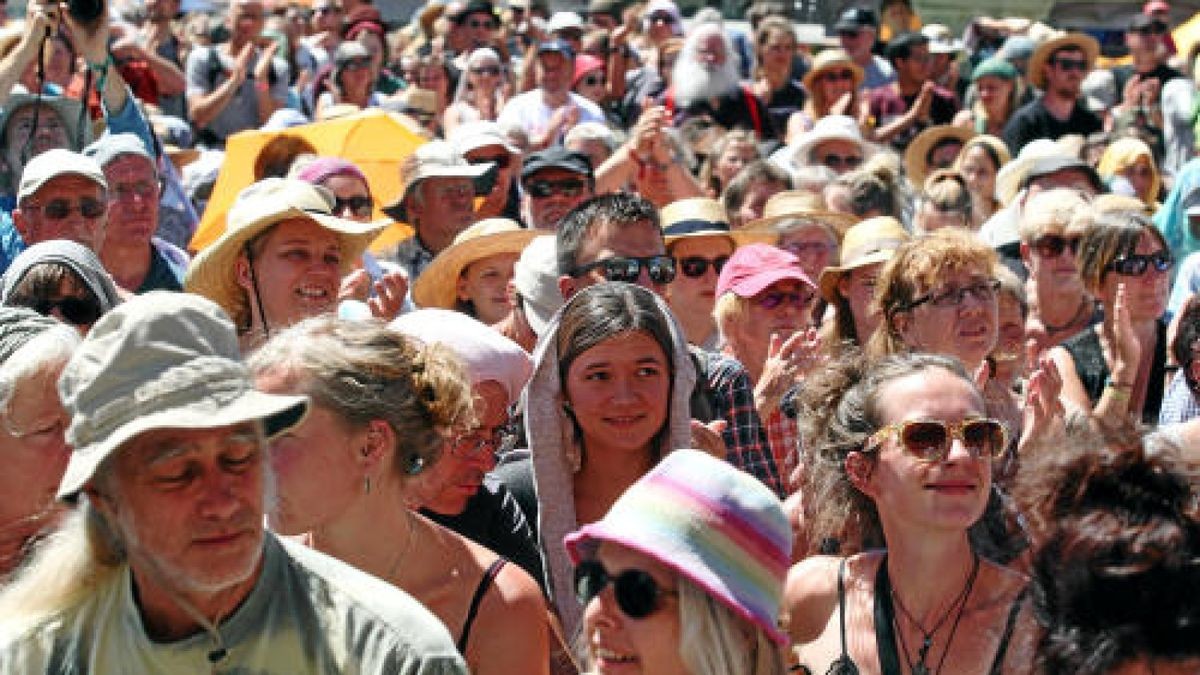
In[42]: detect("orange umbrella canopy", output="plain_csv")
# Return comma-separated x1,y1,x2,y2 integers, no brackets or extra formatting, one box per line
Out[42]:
190,109,423,254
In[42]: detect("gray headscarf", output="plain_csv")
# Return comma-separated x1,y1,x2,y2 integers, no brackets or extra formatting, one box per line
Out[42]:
0,240,122,312
0,306,60,363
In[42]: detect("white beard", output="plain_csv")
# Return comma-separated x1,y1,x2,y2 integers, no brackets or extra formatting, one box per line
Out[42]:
672,57,741,107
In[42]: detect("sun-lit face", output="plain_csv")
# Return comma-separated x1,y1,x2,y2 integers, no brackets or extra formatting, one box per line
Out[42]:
1099,231,1171,323
456,252,520,324
957,145,998,200
236,218,344,331
893,266,999,369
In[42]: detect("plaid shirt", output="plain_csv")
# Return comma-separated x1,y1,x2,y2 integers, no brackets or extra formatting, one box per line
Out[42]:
1159,371,1200,425
702,351,786,498
387,234,435,282
763,406,799,485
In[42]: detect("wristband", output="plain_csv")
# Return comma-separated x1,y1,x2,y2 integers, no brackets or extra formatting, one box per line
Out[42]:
1104,384,1131,402
1105,376,1133,390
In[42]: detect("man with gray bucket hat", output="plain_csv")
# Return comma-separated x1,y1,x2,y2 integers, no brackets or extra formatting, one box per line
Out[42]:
0,292,466,673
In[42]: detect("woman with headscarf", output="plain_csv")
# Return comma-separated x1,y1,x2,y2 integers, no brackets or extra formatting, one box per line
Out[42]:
1,240,122,334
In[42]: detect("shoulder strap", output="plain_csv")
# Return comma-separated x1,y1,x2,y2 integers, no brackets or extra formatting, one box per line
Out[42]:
741,84,764,137
987,587,1030,675
457,557,509,653
825,558,860,675
873,554,903,675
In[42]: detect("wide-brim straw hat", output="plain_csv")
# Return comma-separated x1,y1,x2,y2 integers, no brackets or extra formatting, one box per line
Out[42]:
660,197,773,246
817,216,910,303
744,190,858,240
904,125,975,189
1027,31,1099,90
411,218,536,309
56,292,309,499
801,48,864,93
184,178,386,327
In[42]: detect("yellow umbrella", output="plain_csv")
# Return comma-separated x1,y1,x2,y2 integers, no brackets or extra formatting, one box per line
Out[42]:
189,109,423,254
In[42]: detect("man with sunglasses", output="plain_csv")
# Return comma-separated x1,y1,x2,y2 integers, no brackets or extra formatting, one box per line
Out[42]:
555,193,786,497
1002,33,1102,155
84,133,189,294
11,150,108,264
868,32,959,151
519,146,594,231
451,121,521,220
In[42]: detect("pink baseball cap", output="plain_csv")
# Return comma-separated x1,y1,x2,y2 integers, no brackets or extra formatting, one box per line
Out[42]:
1144,0,1170,13
715,243,814,299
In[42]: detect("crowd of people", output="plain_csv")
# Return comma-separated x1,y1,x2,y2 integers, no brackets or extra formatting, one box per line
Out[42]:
1,0,1200,671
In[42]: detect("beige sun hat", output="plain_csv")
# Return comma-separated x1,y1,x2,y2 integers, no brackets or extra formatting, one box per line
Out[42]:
744,190,858,239
1027,31,1099,90
381,140,496,222
56,291,308,499
903,125,975,189
801,48,864,94
660,197,773,246
411,218,536,309
817,216,910,303
994,138,1076,206
184,178,387,328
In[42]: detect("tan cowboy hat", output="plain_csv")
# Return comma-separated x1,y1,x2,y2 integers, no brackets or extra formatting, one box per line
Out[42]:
184,178,387,327
1027,31,1099,90
744,190,858,240
817,216,911,303
801,48,864,93
660,197,773,246
903,125,975,189
411,218,536,309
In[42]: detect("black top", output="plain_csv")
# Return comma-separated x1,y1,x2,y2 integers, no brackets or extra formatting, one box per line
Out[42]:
1059,319,1168,424
136,244,184,293
764,79,807,137
1001,97,1103,156
662,85,778,140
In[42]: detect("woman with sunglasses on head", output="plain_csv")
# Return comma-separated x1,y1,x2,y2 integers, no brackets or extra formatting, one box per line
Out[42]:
714,243,822,485
250,316,551,675
786,352,1035,674
1,240,122,334
566,448,791,675
1049,210,1174,424
514,281,695,653
444,48,509,136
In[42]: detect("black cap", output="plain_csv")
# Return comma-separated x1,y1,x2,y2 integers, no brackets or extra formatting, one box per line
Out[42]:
834,7,878,32
1023,155,1103,192
521,147,593,181
453,0,495,22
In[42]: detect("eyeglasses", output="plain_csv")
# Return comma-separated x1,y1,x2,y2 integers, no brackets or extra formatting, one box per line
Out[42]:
471,65,502,76
781,241,836,257
468,153,511,169
24,197,107,220
1110,251,1173,276
677,255,728,278
112,181,158,202
648,12,676,24
818,153,862,170
1051,58,1089,72
333,194,373,217
580,73,606,87
33,296,102,326
755,288,814,310
866,418,1009,462
819,69,856,83
449,421,518,461
571,255,677,284
908,279,1000,310
526,178,587,199
1032,234,1081,258
574,559,677,619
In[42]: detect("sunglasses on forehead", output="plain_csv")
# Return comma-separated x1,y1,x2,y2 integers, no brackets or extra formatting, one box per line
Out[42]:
866,418,1009,462
571,255,676,285
574,559,677,619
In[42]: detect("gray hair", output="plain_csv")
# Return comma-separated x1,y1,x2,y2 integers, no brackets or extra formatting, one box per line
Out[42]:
0,324,78,430
564,123,617,152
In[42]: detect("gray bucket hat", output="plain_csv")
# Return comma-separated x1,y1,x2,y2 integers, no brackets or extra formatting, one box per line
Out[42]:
56,292,308,499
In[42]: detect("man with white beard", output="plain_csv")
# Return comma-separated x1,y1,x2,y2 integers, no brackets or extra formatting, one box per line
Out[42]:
662,23,776,140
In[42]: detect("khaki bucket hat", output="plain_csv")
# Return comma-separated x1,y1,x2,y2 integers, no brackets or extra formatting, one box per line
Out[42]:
184,178,386,328
817,216,910,303
411,218,537,309
56,292,308,499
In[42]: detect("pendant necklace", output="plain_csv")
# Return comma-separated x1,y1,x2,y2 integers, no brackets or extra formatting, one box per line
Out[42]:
883,552,980,675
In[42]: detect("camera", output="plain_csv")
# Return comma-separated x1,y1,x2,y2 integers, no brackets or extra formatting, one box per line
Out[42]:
67,0,105,24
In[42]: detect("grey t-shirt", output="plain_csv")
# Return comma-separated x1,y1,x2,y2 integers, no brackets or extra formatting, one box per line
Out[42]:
0,534,467,674
185,44,290,146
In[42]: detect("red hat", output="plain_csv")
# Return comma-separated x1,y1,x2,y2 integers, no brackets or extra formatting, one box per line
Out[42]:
573,55,606,86
1144,0,1170,13
715,244,814,299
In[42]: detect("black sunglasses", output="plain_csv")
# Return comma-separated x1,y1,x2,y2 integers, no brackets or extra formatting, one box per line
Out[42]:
332,195,373,217
677,255,728,278
571,255,676,284
526,178,587,199
1051,57,1089,72
469,153,511,169
1032,233,1081,258
34,296,102,326
27,197,107,221
574,559,677,619
1110,251,1173,276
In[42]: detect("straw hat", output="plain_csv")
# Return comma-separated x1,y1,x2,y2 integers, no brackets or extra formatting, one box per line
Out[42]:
660,197,773,246
411,218,536,309
184,178,387,327
903,125,975,189
801,49,864,94
1027,31,1099,90
744,190,857,239
817,216,910,302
